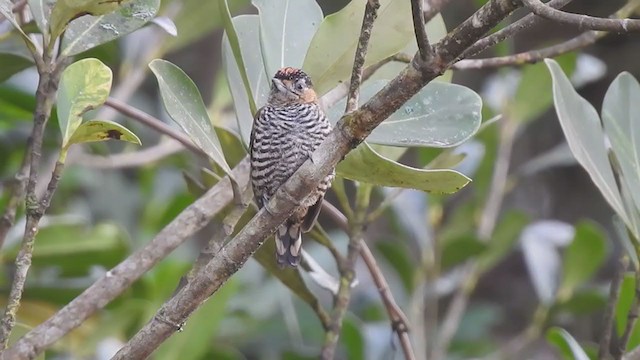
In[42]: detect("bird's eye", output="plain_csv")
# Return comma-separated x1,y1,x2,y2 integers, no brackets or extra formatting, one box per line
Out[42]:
295,82,305,91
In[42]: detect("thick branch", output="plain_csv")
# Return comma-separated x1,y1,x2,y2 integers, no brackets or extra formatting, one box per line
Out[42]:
2,158,249,359
522,0,640,32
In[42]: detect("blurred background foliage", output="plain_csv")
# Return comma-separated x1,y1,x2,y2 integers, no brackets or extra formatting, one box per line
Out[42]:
1,0,639,359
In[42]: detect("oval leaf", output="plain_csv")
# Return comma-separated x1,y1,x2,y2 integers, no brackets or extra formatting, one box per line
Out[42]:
337,142,470,194
149,59,230,173
0,52,33,83
50,0,132,41
57,58,113,147
222,14,270,145
557,221,606,302
67,119,141,146
253,0,323,78
60,0,159,57
546,59,630,228
602,72,640,226
327,80,482,148
547,327,590,360
303,0,415,95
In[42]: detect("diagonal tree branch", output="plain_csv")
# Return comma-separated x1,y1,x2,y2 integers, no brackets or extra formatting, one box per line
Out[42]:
412,0,432,61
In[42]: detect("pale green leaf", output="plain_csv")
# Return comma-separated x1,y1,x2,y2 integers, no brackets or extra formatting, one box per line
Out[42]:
67,119,141,146
28,0,54,35
60,0,159,57
557,221,606,302
0,0,38,51
149,59,230,173
222,15,270,145
0,52,33,82
602,72,640,233
337,142,470,193
327,80,482,148
253,0,323,78
304,0,415,95
547,327,589,360
546,59,630,228
50,0,133,41
57,58,113,147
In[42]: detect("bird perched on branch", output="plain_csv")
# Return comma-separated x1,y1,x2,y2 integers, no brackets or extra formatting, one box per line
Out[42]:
249,67,334,267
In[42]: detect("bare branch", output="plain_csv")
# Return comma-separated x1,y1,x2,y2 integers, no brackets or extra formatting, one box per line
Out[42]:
423,0,453,22
2,158,250,359
104,98,206,158
522,0,640,32
68,139,185,169
412,0,432,61
600,258,627,359
345,0,380,114
462,0,574,58
0,159,30,250
455,30,599,69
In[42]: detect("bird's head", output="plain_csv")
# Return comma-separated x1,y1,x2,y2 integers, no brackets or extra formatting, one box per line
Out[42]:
268,67,317,105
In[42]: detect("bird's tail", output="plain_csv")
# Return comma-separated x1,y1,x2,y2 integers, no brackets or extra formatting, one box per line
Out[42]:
276,222,302,267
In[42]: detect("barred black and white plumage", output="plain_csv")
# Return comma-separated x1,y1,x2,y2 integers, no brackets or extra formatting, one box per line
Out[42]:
249,67,334,267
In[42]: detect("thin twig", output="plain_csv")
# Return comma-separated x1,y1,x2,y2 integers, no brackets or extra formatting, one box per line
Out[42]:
2,158,250,359
412,0,432,60
600,258,628,360
0,157,30,250
68,139,185,169
0,57,65,348
104,98,206,158
521,0,640,32
345,0,380,114
462,0,574,58
454,30,600,69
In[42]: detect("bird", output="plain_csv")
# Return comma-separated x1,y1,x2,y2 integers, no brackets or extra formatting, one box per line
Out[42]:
249,67,334,267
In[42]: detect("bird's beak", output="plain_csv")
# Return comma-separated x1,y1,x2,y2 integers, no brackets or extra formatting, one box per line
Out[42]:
272,78,287,93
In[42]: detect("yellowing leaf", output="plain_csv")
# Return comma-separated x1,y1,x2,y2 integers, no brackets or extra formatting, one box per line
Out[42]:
66,119,141,146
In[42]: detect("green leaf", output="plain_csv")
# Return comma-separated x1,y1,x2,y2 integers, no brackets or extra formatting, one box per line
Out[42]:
67,119,141,146
602,72,640,233
509,54,576,123
341,317,364,360
50,0,133,41
60,0,159,57
327,80,482,148
27,0,54,35
554,289,606,315
155,280,239,360
337,142,470,194
0,52,33,83
0,86,37,124
557,221,607,302
441,235,487,270
253,0,323,78
161,0,249,52
220,0,257,116
616,273,635,337
303,0,415,95
375,241,414,293
546,59,630,229
222,14,267,145
149,59,230,173
547,327,589,360
57,58,113,147
253,237,327,322
0,0,38,51
478,211,529,272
